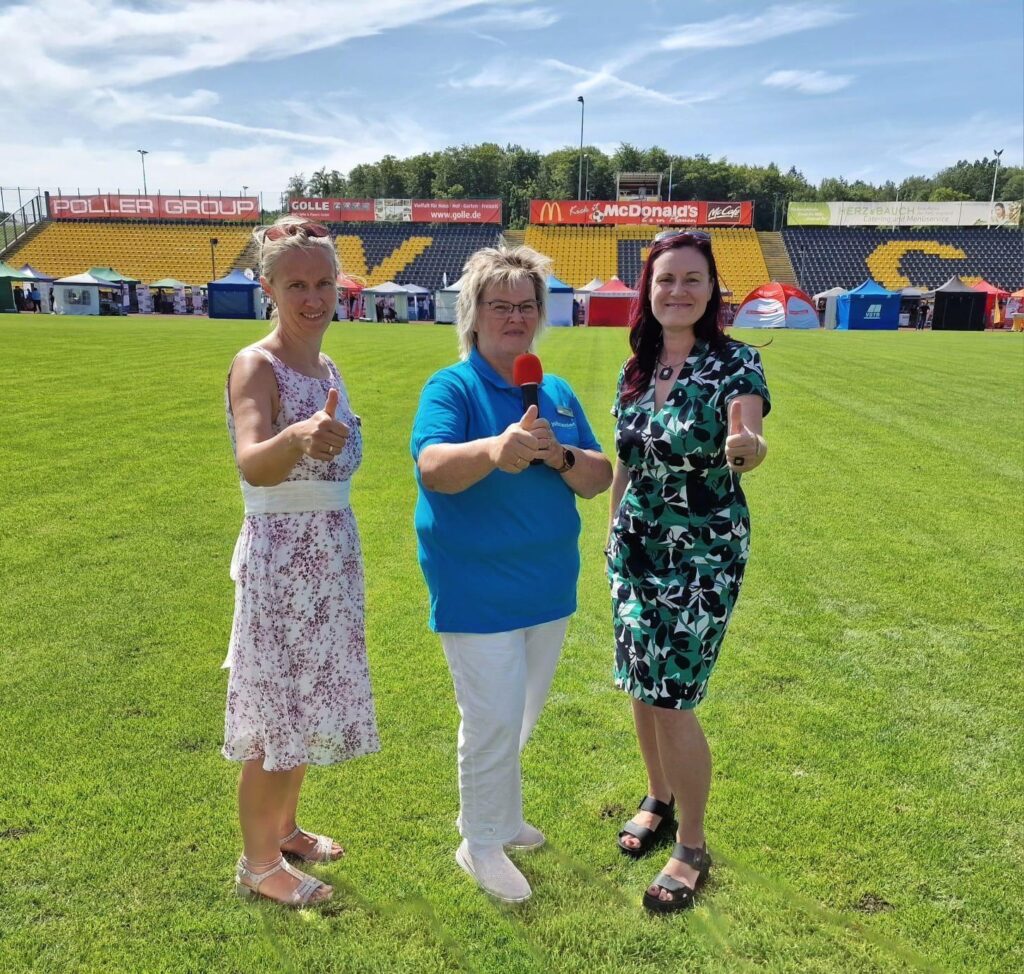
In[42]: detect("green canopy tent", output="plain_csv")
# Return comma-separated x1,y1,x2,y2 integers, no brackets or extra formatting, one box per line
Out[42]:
0,261,23,313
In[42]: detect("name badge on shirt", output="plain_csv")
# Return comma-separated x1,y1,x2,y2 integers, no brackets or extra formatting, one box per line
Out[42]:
555,405,574,418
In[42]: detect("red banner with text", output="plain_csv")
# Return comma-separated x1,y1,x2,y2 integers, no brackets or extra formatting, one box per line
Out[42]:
49,195,259,221
289,198,375,221
289,198,501,223
530,199,752,227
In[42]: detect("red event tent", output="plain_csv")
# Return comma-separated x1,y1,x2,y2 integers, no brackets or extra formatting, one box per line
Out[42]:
587,277,637,327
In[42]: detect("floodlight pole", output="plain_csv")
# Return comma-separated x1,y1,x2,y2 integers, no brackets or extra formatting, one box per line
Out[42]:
584,154,590,199
210,237,218,279
576,96,585,200
667,160,673,202
988,149,1003,227
137,149,149,195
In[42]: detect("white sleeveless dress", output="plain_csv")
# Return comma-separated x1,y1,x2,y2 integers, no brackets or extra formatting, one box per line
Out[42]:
223,347,380,771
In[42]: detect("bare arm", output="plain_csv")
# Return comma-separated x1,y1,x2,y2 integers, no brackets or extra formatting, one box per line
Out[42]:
528,417,612,500
228,350,349,487
418,405,542,494
607,459,629,544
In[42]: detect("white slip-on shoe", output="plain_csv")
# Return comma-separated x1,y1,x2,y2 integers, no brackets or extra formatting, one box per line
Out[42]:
504,822,545,851
456,841,532,903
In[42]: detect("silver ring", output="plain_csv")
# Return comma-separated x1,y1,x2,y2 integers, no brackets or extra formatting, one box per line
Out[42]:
733,456,745,467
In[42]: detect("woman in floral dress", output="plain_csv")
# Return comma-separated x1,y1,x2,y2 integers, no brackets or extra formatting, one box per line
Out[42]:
223,216,379,907
607,230,770,913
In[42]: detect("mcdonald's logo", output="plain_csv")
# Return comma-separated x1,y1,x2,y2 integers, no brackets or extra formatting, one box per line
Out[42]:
538,201,564,223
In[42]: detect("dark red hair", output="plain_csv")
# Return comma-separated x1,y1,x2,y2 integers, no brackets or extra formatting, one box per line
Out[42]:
619,234,731,405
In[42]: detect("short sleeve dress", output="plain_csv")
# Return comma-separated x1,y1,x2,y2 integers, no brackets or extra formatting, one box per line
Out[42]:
223,347,380,771
607,340,771,710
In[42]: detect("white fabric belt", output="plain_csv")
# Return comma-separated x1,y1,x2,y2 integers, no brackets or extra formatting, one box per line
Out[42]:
240,478,351,515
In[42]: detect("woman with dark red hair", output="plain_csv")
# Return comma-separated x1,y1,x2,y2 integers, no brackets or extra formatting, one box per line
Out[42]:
606,230,771,913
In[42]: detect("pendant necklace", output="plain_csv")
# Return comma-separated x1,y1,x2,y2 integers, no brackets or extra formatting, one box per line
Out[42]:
656,357,687,381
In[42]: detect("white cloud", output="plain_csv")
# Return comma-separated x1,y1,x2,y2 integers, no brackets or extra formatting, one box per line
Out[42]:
762,70,853,95
660,3,851,51
0,0,499,97
443,4,559,30
448,55,720,121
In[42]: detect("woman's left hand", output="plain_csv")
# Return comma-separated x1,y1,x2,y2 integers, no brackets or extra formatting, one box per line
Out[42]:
725,399,765,470
525,416,563,469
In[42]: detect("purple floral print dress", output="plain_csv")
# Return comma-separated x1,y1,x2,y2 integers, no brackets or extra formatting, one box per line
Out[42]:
223,346,380,771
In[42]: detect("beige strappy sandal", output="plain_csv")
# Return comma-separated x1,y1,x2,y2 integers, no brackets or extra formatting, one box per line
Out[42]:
280,826,345,863
235,855,332,907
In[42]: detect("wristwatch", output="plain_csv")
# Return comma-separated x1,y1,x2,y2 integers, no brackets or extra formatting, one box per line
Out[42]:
557,448,576,473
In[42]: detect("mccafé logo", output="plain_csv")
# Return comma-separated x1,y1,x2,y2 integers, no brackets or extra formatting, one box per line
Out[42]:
706,204,742,223
538,201,564,222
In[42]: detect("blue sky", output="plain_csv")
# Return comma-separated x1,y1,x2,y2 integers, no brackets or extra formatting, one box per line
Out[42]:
0,0,1020,204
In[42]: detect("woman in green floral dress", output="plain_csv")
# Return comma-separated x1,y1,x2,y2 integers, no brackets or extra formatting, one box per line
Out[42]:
606,230,771,913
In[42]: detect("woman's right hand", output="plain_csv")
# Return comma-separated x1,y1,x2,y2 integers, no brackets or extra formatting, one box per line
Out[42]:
290,388,350,462
489,404,542,474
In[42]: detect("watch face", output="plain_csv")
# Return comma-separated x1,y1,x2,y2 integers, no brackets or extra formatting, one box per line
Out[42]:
563,448,576,470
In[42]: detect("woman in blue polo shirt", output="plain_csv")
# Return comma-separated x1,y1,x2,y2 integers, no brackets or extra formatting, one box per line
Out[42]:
411,246,612,903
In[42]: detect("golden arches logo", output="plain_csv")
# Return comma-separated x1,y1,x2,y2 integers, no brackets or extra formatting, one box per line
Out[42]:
538,202,563,223
866,241,965,289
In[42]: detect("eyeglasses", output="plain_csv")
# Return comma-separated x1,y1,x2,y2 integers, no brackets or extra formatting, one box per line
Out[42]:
481,299,540,317
263,221,331,241
653,229,712,244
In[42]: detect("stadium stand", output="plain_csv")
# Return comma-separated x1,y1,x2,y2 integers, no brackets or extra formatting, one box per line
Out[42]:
525,225,771,299
783,227,1024,294
329,224,501,288
5,221,253,284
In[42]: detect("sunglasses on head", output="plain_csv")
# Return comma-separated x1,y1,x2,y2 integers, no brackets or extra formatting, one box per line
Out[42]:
653,229,711,244
264,221,331,241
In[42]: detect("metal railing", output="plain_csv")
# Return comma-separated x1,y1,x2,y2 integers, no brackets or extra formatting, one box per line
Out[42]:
0,197,45,255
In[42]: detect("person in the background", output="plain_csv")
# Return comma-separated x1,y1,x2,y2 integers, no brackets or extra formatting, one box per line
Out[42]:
28,284,42,312
224,216,379,908
411,246,612,903
607,229,770,914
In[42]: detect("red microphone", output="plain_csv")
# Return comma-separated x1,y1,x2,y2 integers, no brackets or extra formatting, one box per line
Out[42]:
513,353,544,466
513,353,543,411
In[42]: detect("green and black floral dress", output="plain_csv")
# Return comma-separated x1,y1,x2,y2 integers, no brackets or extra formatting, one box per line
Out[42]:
607,340,771,709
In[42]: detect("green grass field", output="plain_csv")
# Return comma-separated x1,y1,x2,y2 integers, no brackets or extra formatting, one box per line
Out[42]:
1,315,1022,973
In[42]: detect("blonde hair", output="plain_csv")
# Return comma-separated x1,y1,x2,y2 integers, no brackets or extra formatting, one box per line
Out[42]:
455,245,552,360
253,214,339,283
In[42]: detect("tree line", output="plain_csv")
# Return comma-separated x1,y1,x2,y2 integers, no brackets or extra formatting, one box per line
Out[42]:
284,143,1023,230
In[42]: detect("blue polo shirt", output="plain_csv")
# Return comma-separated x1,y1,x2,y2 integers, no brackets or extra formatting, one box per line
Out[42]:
411,348,602,634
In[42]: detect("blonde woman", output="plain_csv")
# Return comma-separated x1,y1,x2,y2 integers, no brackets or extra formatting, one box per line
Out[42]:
223,216,379,907
411,246,613,902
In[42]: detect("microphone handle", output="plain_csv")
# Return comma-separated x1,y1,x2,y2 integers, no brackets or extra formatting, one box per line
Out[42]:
520,384,544,465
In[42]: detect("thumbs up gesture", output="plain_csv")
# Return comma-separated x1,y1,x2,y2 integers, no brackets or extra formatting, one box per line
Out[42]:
295,387,350,461
725,399,763,470
491,404,542,473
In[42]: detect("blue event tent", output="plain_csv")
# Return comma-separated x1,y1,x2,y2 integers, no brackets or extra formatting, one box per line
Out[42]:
836,279,900,330
208,269,261,320
546,273,574,326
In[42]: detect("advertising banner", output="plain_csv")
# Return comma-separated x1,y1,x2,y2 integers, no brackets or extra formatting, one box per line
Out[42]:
289,198,501,223
410,199,502,223
529,200,752,226
49,195,259,221
787,200,1022,227
290,198,374,221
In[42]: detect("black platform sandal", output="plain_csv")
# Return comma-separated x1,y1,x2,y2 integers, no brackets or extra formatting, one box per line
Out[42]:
641,842,712,914
616,796,675,859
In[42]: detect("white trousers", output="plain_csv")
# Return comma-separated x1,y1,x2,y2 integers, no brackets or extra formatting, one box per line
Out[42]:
440,616,569,845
